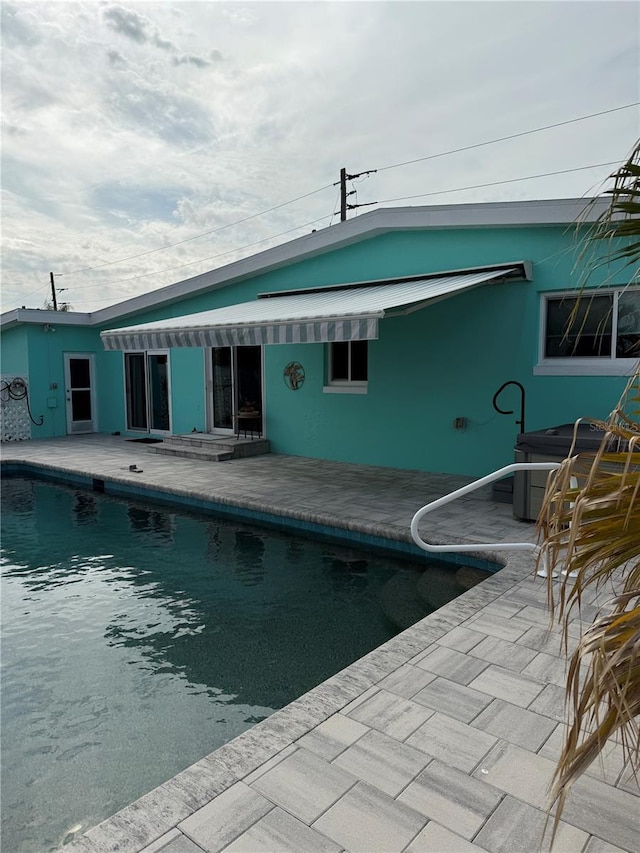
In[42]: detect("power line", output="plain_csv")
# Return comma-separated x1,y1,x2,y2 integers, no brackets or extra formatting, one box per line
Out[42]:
67,212,336,293
376,102,638,173
382,161,619,203
56,183,334,277
52,102,637,277
374,161,621,205
60,159,617,298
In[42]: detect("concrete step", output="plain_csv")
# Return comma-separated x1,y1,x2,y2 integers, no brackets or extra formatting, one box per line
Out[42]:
147,444,235,462
148,434,270,462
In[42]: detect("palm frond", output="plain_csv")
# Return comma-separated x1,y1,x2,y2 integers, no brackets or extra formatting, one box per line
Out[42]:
575,140,640,281
537,368,640,840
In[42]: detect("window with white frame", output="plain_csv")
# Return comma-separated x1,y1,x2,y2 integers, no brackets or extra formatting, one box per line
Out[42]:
324,340,368,392
536,288,640,375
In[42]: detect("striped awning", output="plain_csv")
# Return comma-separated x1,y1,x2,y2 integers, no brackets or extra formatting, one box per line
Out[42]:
100,268,518,351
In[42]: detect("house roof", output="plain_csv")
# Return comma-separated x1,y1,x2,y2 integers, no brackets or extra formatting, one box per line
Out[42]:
1,198,606,332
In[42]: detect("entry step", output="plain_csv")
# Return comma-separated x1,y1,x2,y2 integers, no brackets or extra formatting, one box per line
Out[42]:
147,433,270,462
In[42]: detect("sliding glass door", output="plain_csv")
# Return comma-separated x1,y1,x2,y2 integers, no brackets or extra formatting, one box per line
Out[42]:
209,346,262,435
125,351,171,433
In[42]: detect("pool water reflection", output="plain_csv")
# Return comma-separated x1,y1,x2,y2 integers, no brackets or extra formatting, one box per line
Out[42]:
0,477,489,852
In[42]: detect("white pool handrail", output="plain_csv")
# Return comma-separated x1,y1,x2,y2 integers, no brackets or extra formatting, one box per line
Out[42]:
409,462,566,576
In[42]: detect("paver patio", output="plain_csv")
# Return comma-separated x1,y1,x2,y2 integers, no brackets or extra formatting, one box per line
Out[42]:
2,435,638,853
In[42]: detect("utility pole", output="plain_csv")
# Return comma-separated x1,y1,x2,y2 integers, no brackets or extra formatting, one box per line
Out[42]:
340,167,348,222
337,167,378,221
49,271,58,311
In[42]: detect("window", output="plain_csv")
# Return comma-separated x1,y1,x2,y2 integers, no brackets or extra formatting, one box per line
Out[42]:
536,288,640,375
324,340,368,392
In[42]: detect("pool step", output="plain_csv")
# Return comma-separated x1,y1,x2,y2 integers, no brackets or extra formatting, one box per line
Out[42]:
379,570,430,631
146,434,270,462
415,564,490,611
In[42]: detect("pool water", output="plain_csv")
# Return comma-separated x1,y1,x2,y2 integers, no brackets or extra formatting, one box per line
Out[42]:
1,477,489,852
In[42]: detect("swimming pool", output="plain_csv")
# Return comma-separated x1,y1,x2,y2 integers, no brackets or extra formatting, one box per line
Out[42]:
1,476,492,852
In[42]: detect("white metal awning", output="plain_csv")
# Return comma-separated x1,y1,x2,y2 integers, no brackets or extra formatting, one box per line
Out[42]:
100,266,523,351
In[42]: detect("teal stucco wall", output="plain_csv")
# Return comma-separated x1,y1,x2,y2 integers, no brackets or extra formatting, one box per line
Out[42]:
254,225,631,475
24,325,105,438
1,326,30,376
2,221,633,475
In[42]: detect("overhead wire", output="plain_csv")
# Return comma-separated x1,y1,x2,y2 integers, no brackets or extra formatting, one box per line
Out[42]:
16,102,635,309
55,158,619,303
55,183,334,277
54,102,638,279
375,102,639,173
68,212,337,292
374,161,621,205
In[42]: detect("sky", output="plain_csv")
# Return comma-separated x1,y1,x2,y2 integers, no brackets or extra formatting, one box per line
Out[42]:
1,0,639,314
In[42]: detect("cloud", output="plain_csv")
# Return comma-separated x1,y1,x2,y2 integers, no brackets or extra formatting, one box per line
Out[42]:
102,4,149,45
90,182,188,223
101,4,213,67
102,4,177,51
0,3,41,48
172,54,210,69
107,49,125,66
1,1,638,315
152,33,174,51
106,80,215,145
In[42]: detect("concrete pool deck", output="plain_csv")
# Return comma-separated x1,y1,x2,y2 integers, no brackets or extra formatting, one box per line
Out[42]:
2,435,638,853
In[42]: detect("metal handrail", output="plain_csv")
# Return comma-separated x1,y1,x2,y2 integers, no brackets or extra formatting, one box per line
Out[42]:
492,380,526,433
410,462,564,575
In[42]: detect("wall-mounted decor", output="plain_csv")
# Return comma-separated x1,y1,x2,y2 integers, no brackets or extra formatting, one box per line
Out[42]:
283,361,305,390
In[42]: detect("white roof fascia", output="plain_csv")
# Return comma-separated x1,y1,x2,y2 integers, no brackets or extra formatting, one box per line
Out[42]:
92,198,603,326
1,199,605,331
0,308,93,330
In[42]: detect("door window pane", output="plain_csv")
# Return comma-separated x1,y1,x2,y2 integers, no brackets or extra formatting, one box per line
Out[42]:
71,390,92,421
125,354,148,431
236,346,262,411
212,347,233,429
69,358,91,388
148,354,170,432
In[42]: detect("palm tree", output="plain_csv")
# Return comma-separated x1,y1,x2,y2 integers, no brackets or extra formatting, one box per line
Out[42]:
537,140,640,833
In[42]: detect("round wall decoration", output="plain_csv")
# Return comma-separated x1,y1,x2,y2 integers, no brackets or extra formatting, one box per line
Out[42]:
283,361,305,390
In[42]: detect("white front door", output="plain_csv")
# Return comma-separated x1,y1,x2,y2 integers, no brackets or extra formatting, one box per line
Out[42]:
64,353,97,434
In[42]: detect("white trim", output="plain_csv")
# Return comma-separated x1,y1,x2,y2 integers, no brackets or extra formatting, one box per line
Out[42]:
63,352,98,434
123,349,172,434
203,347,211,433
534,360,639,377
206,345,265,436
322,385,368,395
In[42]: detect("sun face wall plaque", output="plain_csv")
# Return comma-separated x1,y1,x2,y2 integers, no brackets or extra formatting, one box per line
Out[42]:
283,362,305,390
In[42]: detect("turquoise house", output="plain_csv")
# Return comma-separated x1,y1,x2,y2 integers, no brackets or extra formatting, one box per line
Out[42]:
2,199,638,477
